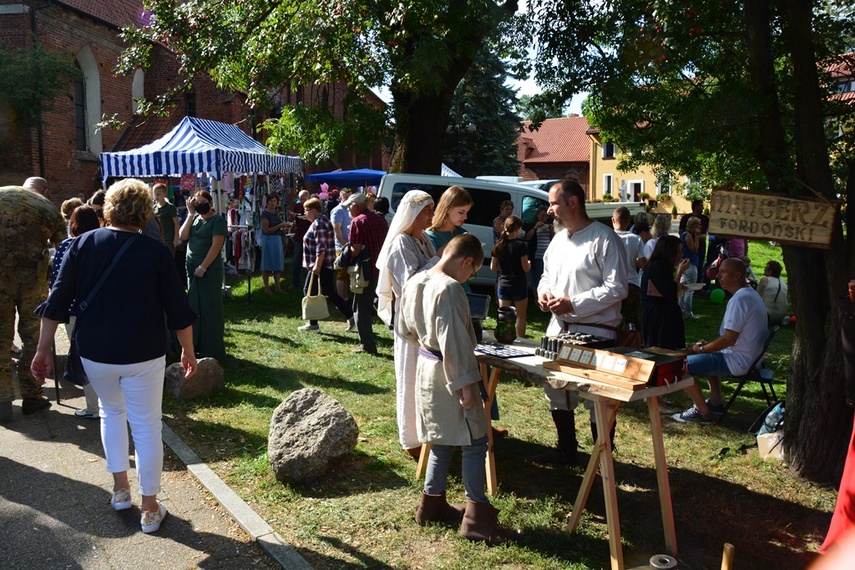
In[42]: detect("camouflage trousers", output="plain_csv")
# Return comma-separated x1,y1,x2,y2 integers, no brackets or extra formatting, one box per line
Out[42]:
0,269,48,401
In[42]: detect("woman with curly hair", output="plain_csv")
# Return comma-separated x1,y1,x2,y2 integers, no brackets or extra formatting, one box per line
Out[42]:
32,178,197,534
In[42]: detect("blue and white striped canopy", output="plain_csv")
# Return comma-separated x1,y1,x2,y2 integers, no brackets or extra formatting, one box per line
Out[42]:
100,116,301,183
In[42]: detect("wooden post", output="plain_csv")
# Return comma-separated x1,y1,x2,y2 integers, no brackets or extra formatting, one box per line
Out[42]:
720,543,735,570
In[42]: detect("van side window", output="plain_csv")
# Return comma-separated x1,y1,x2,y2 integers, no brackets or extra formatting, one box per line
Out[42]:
465,188,512,227
521,196,548,226
390,184,445,211
390,184,510,229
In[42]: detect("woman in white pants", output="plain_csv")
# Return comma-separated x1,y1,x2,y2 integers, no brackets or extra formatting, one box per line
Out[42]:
32,179,198,534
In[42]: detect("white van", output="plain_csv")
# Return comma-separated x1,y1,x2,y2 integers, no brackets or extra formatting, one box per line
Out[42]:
377,173,644,286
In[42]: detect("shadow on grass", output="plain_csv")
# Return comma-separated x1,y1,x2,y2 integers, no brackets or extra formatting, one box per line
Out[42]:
496,430,825,569
301,536,396,570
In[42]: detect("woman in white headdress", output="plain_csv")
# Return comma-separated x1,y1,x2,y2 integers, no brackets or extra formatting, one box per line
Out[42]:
376,190,438,459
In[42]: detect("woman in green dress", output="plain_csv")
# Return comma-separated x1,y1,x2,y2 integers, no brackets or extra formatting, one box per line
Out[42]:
179,190,227,359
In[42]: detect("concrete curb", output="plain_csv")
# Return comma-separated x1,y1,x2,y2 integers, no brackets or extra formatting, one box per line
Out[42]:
162,422,313,570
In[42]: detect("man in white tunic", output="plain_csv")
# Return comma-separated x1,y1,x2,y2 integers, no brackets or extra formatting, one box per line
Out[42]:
536,180,628,464
398,234,520,545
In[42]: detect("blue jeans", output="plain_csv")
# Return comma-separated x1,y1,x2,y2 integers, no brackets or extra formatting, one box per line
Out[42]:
424,435,489,504
687,352,732,378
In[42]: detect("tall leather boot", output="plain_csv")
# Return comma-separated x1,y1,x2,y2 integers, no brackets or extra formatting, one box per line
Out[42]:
590,418,617,452
459,500,522,545
532,410,578,465
415,491,464,526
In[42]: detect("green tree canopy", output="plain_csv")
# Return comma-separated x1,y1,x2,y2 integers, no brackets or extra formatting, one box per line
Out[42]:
0,42,78,127
119,0,522,172
443,48,522,177
527,0,855,484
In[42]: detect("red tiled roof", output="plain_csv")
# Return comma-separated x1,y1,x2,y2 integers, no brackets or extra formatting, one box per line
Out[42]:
57,0,147,29
519,116,590,164
111,107,182,152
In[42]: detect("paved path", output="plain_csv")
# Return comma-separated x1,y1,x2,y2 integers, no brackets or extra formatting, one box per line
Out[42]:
2,326,311,569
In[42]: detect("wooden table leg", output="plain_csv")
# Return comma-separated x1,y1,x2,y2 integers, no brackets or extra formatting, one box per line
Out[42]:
481,363,500,496
648,396,678,556
416,443,431,478
593,398,624,570
568,435,602,534
567,400,620,534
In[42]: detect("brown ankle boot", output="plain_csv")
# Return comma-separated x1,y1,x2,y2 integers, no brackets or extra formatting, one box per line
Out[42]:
459,500,522,545
415,492,464,526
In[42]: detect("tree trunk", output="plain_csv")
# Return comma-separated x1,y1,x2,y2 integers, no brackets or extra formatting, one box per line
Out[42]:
388,87,456,174
779,0,852,484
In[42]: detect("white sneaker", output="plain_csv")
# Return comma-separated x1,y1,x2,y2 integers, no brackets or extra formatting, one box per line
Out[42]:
141,501,167,533
297,323,320,332
111,489,132,511
345,318,356,333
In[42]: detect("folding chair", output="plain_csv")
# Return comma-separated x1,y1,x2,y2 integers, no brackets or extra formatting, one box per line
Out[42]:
717,325,779,423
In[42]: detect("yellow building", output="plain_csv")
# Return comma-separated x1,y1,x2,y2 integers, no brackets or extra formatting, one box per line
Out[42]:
585,127,693,216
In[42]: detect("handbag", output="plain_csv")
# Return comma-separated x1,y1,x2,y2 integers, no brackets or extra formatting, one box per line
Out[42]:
302,272,330,320
63,337,88,387
63,234,139,386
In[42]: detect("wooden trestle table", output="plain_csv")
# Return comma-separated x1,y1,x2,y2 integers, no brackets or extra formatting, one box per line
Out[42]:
416,340,691,570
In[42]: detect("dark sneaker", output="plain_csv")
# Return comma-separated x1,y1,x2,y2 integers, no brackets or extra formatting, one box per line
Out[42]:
532,447,578,465
672,406,715,425
345,318,357,333
705,399,725,415
21,397,51,415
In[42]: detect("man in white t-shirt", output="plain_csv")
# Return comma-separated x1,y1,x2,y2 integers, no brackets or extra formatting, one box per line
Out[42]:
673,258,768,424
612,206,645,330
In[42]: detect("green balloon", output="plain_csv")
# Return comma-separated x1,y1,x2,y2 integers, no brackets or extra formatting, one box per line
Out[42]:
710,288,726,304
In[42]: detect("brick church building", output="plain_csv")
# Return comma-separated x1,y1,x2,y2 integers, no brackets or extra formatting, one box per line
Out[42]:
0,1,386,203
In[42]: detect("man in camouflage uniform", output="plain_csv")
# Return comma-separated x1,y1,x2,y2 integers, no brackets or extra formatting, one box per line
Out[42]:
0,185,64,422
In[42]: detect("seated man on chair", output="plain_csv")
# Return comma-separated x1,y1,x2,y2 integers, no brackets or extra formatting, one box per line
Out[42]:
672,258,768,424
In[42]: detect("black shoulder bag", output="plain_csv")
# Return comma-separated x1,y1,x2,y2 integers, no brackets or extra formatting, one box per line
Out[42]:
64,234,139,386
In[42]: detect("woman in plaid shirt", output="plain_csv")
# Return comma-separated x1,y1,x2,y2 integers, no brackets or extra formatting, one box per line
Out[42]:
298,198,355,332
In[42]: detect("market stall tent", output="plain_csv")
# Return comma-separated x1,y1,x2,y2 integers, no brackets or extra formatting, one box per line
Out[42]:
99,116,301,184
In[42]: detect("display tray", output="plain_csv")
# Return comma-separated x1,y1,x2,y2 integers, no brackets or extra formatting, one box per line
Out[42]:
475,343,530,359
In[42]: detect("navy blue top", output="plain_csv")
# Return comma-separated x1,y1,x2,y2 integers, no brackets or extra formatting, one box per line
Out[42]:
37,228,196,364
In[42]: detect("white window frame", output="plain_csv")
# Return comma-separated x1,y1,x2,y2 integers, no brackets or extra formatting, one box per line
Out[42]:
603,173,613,196
602,142,615,159
627,180,644,202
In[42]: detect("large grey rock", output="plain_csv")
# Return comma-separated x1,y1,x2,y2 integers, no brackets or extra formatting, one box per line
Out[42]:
268,388,359,483
165,357,225,400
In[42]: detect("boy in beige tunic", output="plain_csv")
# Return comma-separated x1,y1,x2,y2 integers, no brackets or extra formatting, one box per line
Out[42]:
397,234,520,545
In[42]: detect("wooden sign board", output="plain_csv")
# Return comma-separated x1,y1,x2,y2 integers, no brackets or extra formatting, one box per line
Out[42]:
709,189,837,249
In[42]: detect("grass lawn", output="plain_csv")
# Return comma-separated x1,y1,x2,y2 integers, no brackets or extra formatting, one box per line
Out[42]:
163,240,837,569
